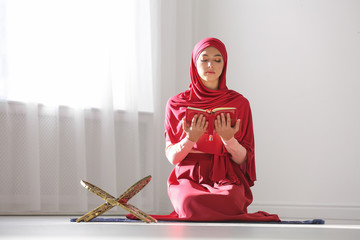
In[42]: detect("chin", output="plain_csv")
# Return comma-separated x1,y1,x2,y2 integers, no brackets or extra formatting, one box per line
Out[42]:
205,78,218,83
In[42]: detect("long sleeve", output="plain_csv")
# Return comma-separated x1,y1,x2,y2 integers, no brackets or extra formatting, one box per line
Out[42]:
165,138,195,165
222,137,247,165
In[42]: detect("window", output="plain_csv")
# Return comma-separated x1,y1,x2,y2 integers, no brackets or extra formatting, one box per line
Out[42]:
0,0,153,112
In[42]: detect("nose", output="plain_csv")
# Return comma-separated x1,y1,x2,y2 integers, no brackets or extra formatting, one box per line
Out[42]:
208,61,214,68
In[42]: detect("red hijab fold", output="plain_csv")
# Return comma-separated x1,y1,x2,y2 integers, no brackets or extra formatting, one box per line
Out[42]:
164,38,256,186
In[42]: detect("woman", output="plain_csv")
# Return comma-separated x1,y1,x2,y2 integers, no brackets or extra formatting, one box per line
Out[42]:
129,37,279,222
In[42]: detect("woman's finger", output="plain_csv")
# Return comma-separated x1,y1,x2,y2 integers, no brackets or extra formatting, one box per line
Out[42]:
200,114,206,127
203,121,209,131
233,119,240,133
226,113,231,127
196,114,203,127
221,113,226,127
214,117,219,130
182,117,189,131
191,114,198,127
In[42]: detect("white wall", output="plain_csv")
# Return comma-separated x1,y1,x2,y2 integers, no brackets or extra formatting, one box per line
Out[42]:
164,0,360,220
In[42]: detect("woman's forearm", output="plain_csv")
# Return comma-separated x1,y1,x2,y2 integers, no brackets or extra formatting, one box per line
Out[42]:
165,138,195,165
222,137,247,165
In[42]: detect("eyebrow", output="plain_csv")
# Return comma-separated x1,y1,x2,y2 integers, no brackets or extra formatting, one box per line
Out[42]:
200,54,222,57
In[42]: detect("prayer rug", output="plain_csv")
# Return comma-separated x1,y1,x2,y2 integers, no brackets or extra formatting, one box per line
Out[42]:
70,217,325,224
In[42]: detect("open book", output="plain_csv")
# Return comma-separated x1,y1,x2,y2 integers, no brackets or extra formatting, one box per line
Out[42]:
185,107,237,140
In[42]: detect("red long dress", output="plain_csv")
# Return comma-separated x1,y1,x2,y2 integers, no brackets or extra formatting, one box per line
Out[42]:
127,37,280,222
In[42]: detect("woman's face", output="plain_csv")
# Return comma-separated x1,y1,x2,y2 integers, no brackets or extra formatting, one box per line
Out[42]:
196,47,224,90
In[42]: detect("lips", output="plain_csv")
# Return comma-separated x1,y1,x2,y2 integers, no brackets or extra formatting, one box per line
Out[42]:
206,71,215,74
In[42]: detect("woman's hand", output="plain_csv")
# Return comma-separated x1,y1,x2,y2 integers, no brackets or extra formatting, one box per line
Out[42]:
182,114,208,142
215,113,241,141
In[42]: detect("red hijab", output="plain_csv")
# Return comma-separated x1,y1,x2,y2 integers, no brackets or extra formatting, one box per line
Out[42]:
164,38,256,186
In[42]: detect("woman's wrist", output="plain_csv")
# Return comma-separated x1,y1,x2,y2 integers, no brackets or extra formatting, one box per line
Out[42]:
222,136,236,145
184,136,196,145
186,134,198,143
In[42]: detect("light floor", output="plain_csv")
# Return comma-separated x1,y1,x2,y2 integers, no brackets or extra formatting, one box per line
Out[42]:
1,216,360,240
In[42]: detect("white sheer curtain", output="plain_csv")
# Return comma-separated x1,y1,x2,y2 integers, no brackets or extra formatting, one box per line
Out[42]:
0,0,164,214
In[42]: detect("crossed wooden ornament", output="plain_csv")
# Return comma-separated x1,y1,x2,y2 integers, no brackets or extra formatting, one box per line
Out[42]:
76,175,157,223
